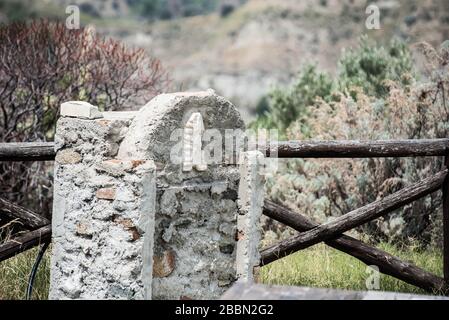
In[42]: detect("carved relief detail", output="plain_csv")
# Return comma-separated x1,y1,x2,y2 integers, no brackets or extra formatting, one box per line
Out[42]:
182,112,207,172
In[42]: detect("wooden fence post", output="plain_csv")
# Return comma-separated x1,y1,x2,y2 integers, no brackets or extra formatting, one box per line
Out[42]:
443,156,449,288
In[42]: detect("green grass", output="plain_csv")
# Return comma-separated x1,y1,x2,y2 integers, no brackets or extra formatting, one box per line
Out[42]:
0,242,444,299
260,242,444,296
0,248,50,300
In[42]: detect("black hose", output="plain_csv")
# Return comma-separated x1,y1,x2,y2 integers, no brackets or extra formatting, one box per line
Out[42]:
26,241,50,300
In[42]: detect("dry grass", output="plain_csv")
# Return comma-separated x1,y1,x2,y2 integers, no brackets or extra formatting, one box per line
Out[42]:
0,248,50,300
260,242,444,296
0,241,443,299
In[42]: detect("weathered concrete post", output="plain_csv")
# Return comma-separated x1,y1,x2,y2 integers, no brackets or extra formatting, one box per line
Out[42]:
50,102,156,299
49,90,265,300
118,90,249,299
236,151,265,282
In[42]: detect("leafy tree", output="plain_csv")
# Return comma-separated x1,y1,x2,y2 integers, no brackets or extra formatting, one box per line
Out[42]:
0,20,169,220
260,38,449,246
254,37,414,134
254,65,334,133
338,36,414,98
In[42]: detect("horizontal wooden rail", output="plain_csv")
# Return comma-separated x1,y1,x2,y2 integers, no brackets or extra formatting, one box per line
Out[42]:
0,225,51,262
0,142,55,161
261,169,447,264
2,139,449,161
262,139,449,158
261,200,448,294
0,197,49,229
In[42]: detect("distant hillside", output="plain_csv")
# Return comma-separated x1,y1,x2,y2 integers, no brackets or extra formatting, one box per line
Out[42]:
42,0,245,19
1,0,448,121
51,0,131,18
112,0,449,120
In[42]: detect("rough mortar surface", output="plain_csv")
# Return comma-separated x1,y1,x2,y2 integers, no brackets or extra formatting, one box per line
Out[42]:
50,91,264,300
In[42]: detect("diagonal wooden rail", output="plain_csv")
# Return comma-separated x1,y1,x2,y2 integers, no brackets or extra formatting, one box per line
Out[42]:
0,197,49,229
261,200,448,294
0,225,51,262
261,169,447,265
0,198,51,263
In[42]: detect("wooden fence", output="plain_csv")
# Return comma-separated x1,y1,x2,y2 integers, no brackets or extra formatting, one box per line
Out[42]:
259,138,449,295
1,139,449,295
0,142,54,263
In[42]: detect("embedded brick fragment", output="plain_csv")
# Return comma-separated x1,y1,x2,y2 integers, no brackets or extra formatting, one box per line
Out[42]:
153,250,176,278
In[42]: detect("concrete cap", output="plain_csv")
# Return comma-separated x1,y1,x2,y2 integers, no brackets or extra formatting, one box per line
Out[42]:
61,101,103,119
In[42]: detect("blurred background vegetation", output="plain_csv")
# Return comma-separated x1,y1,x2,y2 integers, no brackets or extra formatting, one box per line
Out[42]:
1,0,449,299
259,38,448,247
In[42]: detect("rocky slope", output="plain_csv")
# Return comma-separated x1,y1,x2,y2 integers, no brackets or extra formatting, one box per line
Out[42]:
2,0,448,120
112,0,449,121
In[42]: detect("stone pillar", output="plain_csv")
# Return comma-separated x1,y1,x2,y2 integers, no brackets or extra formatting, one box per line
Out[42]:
50,90,265,300
236,151,265,282
118,90,249,299
49,102,156,299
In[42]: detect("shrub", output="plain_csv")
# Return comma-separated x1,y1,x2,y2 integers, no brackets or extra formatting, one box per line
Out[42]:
260,39,449,247
253,65,334,134
0,0,35,22
338,36,414,98
254,38,414,135
0,20,169,224
220,4,235,17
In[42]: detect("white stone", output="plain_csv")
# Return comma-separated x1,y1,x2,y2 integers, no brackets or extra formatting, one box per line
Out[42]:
182,112,208,172
117,91,245,300
115,186,135,202
61,101,103,119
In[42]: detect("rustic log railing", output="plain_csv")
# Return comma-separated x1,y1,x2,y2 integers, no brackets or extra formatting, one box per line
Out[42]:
0,197,51,263
3,139,449,161
0,142,54,263
262,139,449,158
0,142,55,161
2,139,449,296
0,197,49,230
261,170,447,264
262,200,448,293
0,147,53,299
0,225,51,262
259,138,449,295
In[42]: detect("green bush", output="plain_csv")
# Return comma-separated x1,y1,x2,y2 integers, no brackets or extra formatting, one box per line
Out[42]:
257,38,449,246
338,36,414,98
254,37,414,134
0,0,35,22
253,65,334,134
